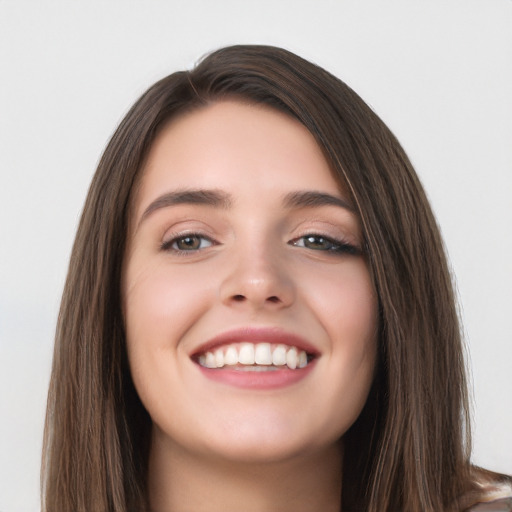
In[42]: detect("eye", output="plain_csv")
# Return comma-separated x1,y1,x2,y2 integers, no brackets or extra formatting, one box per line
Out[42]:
161,234,214,253
291,235,359,255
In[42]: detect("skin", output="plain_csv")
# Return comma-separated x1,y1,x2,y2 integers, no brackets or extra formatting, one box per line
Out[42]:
122,101,378,512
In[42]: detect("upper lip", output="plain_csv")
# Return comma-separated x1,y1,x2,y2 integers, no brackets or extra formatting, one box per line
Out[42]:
190,327,321,357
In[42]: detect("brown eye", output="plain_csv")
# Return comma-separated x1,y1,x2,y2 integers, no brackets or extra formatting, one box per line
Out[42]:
291,235,359,255
176,236,202,250
162,234,213,252
302,235,335,250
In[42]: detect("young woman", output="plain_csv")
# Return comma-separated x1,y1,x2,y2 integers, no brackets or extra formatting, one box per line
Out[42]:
41,45,512,512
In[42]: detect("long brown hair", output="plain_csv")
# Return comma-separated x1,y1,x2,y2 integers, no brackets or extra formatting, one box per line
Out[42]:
42,45,475,511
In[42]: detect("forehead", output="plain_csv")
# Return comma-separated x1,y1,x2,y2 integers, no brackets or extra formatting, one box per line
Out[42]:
135,101,344,215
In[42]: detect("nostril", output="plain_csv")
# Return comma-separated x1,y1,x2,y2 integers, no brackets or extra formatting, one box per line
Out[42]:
233,294,245,302
267,296,280,303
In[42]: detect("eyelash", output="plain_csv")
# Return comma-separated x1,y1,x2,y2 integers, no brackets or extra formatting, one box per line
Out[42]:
290,234,360,256
160,233,360,256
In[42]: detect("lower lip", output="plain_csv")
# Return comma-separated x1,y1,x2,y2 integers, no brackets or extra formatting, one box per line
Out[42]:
196,361,316,390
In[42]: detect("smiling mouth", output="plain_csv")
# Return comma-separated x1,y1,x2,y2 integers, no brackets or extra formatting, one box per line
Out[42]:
194,342,315,370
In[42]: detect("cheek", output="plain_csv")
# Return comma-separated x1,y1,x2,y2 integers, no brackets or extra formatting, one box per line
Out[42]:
122,258,213,404
123,259,211,349
326,261,378,393
299,260,378,432
122,258,213,424
302,259,378,346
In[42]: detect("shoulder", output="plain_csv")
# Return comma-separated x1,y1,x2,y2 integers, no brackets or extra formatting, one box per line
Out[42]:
462,467,512,512
465,497,512,511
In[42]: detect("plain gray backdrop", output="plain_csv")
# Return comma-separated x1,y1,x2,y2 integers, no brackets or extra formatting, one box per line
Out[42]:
1,1,511,510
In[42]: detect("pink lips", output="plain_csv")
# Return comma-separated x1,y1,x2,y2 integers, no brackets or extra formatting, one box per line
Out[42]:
196,362,316,389
191,327,319,390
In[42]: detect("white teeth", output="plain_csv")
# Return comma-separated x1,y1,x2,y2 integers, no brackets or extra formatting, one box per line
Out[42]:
286,347,298,369
214,348,224,368
239,343,255,365
272,344,287,366
224,346,238,365
205,351,217,369
254,343,272,365
197,343,313,370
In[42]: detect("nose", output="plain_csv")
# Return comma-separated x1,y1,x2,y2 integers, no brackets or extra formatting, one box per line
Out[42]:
219,243,295,311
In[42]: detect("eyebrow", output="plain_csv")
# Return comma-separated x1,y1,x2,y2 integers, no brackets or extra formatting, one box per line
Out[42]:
138,189,232,227
282,191,354,212
137,188,353,228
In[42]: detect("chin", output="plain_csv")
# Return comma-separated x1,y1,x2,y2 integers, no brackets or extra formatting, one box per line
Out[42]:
203,436,324,465
187,414,343,466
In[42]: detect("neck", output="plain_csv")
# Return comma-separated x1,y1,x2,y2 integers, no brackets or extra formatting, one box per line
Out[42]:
148,427,343,512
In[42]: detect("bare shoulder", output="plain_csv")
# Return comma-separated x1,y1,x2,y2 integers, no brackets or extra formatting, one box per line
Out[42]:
466,497,512,511
462,467,512,511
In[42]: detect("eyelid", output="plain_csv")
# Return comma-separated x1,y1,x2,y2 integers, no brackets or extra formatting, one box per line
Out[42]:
289,216,360,241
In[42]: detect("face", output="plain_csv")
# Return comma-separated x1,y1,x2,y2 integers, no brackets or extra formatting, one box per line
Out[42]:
123,101,378,463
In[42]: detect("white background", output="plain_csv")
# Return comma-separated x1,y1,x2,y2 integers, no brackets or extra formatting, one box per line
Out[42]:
1,1,511,510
